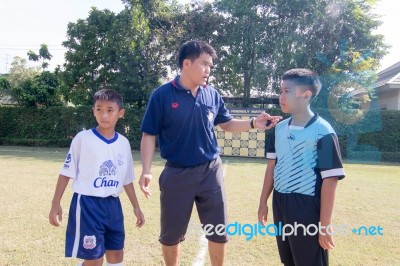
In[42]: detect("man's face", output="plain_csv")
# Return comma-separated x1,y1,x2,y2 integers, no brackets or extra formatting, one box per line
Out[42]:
93,100,124,130
184,52,213,87
279,80,311,113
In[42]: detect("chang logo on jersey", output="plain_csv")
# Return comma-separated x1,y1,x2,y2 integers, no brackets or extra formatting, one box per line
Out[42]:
93,160,119,188
63,153,72,169
99,160,116,176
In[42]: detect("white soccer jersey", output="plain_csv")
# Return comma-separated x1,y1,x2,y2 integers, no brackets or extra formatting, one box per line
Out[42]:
60,128,135,197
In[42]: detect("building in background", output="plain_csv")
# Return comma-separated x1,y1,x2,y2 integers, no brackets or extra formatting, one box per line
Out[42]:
373,61,400,110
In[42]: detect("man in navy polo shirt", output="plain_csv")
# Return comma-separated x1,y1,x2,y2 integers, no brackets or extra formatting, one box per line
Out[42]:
139,40,282,266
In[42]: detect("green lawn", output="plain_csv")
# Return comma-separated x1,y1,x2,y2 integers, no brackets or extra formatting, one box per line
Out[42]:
0,146,399,265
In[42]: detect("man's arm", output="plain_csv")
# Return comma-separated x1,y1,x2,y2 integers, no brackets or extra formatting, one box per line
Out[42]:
258,159,275,226
319,177,338,250
139,133,156,198
124,183,145,227
219,113,282,132
49,174,70,226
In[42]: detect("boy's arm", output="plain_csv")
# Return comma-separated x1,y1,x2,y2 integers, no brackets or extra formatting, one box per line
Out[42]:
316,132,345,250
124,183,145,227
258,159,275,226
319,177,338,250
49,174,70,226
139,133,156,198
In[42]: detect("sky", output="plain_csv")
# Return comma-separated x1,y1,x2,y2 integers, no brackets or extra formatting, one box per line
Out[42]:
0,0,399,74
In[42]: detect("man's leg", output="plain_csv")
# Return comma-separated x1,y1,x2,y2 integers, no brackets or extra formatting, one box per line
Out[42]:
195,157,229,265
159,166,197,265
208,241,225,266
162,244,180,266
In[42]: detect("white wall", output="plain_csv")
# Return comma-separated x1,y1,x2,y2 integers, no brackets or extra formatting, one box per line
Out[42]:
378,89,400,110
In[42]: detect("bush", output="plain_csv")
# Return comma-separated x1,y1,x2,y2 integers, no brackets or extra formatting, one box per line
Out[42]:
0,106,144,149
0,106,399,162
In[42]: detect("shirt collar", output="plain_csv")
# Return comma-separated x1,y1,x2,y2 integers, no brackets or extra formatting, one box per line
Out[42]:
288,113,319,129
171,75,206,91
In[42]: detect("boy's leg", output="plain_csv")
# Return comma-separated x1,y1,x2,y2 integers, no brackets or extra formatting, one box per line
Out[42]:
104,197,125,264
65,194,107,260
272,191,295,266
281,192,328,266
105,249,124,265
80,258,104,266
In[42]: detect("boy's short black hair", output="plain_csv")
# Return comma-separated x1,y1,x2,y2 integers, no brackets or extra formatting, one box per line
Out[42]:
93,89,123,109
282,68,322,100
178,40,217,69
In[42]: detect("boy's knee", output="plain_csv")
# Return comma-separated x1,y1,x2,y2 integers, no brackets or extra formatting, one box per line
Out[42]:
105,249,124,263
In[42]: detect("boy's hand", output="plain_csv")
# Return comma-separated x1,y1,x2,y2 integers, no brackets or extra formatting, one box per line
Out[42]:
134,208,145,228
319,226,335,250
258,202,269,226
139,173,152,198
49,204,63,226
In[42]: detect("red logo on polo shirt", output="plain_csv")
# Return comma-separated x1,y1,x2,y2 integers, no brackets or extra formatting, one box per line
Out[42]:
171,102,179,109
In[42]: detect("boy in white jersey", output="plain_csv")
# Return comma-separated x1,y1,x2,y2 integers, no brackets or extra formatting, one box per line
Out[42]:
258,69,345,266
49,89,145,266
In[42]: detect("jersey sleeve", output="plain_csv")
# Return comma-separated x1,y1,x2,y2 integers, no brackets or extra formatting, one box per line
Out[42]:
214,95,232,125
317,133,345,180
59,134,81,179
140,90,163,135
124,146,135,185
265,128,276,160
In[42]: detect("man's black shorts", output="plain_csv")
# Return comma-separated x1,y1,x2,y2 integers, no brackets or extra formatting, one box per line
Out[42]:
158,156,228,246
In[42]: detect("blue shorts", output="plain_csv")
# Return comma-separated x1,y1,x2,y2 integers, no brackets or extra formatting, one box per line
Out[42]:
65,193,125,260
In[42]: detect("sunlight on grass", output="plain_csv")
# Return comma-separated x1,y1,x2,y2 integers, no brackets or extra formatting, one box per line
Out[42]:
0,146,399,265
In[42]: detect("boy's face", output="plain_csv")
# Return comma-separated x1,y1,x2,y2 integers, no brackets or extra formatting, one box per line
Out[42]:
93,100,125,130
279,80,312,114
182,52,213,87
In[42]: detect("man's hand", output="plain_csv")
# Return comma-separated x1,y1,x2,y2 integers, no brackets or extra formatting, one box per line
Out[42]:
134,207,145,228
139,173,152,199
258,202,269,226
49,203,63,227
255,112,282,130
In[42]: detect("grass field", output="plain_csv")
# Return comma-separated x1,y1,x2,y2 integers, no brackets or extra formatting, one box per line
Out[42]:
0,145,399,266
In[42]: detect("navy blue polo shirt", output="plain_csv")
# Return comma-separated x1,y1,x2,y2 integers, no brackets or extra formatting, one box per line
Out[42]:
140,75,232,167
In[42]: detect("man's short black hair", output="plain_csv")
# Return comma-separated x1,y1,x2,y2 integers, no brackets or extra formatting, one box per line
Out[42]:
178,40,217,69
282,68,322,100
93,89,123,109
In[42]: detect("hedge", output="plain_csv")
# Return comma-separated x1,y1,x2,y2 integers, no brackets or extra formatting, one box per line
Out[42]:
0,106,399,162
0,106,144,149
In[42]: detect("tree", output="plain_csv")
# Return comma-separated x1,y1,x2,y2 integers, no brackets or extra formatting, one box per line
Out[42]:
62,5,167,107
27,44,53,70
7,56,40,89
210,0,387,107
4,56,62,107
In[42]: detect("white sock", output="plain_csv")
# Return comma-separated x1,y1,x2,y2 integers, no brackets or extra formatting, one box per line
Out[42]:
76,263,83,266
106,263,123,266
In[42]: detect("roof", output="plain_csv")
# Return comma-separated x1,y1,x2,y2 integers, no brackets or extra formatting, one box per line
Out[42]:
375,61,400,89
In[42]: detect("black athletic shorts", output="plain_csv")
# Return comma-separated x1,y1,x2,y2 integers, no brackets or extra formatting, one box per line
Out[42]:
273,190,329,266
158,156,228,246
